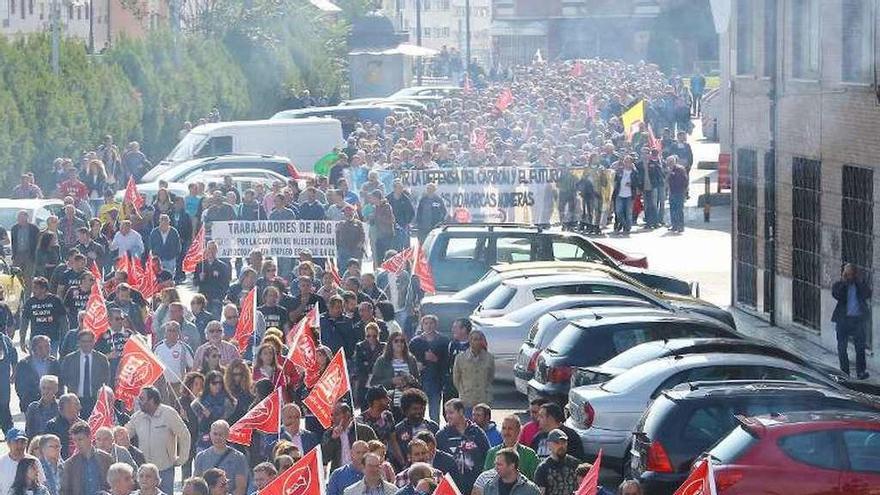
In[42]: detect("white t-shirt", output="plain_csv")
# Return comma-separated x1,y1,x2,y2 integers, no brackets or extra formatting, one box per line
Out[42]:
154,340,194,384
0,454,45,495
618,169,633,198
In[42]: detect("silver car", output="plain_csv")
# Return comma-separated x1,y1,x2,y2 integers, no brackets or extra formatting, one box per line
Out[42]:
564,353,843,473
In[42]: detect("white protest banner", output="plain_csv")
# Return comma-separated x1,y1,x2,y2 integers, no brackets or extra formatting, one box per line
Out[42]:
211,220,339,258
349,166,590,224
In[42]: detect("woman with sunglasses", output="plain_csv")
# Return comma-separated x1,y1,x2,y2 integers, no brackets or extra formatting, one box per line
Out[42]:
223,360,254,424
354,322,386,408
191,370,236,451
198,345,225,376
369,332,420,414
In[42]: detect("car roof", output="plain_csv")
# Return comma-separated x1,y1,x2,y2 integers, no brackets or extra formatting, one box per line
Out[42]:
197,168,286,178
567,312,720,330
191,117,338,133
663,380,861,402
501,273,616,287
617,353,816,379
548,306,671,321
491,261,612,274
746,410,880,429
0,199,64,208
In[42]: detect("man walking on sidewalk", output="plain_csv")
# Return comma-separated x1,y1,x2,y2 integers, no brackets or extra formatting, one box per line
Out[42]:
832,263,871,380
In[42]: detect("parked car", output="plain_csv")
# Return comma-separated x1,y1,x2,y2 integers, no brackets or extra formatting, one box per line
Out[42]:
529,314,742,404
119,168,291,204
271,104,412,138
422,224,694,295
565,353,848,473
571,338,850,388
630,381,880,494
475,297,662,382
389,85,462,98
0,199,64,230
420,261,637,333
159,118,343,174
141,154,297,185
707,410,880,494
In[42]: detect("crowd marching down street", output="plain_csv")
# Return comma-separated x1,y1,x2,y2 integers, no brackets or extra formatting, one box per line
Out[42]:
0,58,707,495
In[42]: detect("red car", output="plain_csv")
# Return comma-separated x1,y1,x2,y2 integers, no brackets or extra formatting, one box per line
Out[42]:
707,410,880,494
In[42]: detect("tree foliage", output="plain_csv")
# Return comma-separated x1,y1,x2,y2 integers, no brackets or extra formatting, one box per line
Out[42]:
0,0,359,190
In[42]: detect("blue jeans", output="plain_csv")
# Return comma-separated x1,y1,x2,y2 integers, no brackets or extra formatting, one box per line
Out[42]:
655,184,667,225
423,378,443,423
615,196,633,232
159,467,175,495
669,193,685,230
836,317,867,376
643,189,657,226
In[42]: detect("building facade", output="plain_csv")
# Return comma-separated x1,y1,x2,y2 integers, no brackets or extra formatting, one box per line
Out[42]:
723,0,880,367
381,0,493,66
0,0,165,48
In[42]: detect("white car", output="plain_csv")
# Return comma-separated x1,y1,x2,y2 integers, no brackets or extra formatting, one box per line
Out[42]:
564,353,843,472
119,169,291,204
471,295,660,383
474,273,658,318
389,85,461,98
0,199,64,229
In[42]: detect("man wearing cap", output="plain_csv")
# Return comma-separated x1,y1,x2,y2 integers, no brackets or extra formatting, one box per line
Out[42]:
0,428,46,495
530,403,584,461
533,429,579,495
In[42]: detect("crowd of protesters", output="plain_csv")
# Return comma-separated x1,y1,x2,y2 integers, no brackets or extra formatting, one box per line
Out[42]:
0,57,707,495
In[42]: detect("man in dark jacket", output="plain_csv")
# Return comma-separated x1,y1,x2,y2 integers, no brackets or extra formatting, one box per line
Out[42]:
15,334,61,410
11,210,40,292
195,241,231,318
148,214,182,276
832,263,872,379
611,156,641,235
321,403,377,471
387,180,415,235
172,197,193,282
415,183,447,243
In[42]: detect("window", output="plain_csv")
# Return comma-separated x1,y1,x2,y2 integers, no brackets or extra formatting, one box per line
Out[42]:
552,241,585,261
841,0,873,83
778,431,842,470
481,285,517,311
762,0,777,77
792,157,821,329
20,0,25,18
710,426,758,463
68,4,73,18
736,0,754,74
682,405,738,446
28,0,33,15
610,326,651,353
842,165,873,345
495,236,535,263
736,149,758,307
791,0,820,79
842,430,880,473
438,0,450,9
442,237,481,259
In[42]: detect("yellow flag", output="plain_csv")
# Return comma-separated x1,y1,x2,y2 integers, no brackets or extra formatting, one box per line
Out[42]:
621,100,645,140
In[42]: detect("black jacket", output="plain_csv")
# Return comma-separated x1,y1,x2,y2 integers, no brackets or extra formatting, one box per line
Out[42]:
387,191,416,227
11,222,40,263
14,355,61,408
832,279,872,323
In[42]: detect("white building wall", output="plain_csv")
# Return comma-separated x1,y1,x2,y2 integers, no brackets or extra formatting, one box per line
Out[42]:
1,0,108,46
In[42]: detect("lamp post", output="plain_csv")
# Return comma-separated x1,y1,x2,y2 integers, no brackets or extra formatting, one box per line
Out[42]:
415,0,422,84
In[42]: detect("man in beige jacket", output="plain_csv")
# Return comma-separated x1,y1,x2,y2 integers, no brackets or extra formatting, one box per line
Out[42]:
126,385,192,495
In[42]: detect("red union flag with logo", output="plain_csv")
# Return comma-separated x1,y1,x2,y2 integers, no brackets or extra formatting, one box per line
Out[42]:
673,458,717,495
574,450,602,495
283,306,321,388
182,225,205,274
435,474,464,495
233,287,257,353
82,283,110,339
115,337,165,410
380,247,413,274
124,176,145,211
89,386,115,439
229,388,282,446
259,446,325,495
303,349,351,428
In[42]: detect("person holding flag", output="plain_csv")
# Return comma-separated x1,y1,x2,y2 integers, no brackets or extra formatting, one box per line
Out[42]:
321,402,378,471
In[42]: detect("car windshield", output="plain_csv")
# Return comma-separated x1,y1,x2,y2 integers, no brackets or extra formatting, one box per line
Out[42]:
166,132,208,162
600,342,670,370
454,276,502,302
481,285,517,310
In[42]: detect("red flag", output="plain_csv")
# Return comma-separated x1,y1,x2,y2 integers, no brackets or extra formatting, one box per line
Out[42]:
115,337,165,410
229,388,283,446
435,474,464,495
303,349,351,428
673,458,717,495
127,255,144,288
139,256,160,299
115,253,129,274
570,60,585,77
326,258,342,286
470,128,488,151
182,225,205,274
380,247,413,274
82,282,110,339
413,242,436,294
283,307,322,388
233,287,257,353
495,88,514,111
413,127,425,149
648,126,662,152
574,450,602,495
88,386,115,440
123,176,145,211
89,260,102,283
258,446,325,495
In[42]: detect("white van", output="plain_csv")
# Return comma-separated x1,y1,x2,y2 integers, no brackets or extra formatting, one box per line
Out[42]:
161,118,344,173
